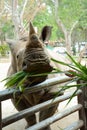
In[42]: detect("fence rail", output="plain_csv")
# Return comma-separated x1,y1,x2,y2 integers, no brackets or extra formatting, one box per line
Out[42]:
0,76,87,130
64,120,84,130
26,104,82,130
0,76,72,101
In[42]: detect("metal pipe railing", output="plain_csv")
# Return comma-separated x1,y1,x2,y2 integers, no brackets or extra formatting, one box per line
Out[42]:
2,90,82,127
0,76,72,101
0,76,85,130
26,104,82,130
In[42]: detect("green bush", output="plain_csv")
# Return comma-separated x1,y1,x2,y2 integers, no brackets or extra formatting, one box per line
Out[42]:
0,44,10,57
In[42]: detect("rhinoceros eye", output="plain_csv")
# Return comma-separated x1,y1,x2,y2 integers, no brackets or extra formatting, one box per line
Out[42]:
16,55,19,59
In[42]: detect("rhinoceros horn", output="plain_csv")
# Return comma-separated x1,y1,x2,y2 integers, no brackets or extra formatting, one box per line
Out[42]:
29,22,36,36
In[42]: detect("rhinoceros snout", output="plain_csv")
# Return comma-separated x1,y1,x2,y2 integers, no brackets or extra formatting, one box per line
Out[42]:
22,48,53,74
22,60,53,86
22,60,53,74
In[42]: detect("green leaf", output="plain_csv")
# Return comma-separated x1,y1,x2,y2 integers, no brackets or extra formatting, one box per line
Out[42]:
66,88,80,106
51,58,80,72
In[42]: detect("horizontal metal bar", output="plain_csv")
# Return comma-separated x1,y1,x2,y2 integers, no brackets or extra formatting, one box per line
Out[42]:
26,104,82,130
0,76,72,101
2,90,82,127
64,120,84,130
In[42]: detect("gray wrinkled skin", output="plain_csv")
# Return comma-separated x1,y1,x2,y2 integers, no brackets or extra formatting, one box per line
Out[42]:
7,23,63,130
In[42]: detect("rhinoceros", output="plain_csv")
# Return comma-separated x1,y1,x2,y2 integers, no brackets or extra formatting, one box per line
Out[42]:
7,22,68,130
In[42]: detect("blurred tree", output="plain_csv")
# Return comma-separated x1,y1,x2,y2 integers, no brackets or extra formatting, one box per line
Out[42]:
0,0,86,51
54,0,83,54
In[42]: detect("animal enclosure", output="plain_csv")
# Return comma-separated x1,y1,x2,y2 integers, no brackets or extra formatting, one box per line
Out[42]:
0,76,87,130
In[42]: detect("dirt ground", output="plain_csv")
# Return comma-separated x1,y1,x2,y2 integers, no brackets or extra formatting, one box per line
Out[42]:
0,59,79,130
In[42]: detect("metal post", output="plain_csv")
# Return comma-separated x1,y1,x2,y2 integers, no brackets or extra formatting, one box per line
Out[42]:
0,102,2,130
82,86,87,130
77,80,87,130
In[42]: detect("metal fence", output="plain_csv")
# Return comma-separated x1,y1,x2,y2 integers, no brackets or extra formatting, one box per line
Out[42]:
0,76,87,130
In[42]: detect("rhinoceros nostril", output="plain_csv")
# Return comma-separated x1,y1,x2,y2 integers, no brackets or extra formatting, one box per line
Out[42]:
22,61,26,67
22,61,28,71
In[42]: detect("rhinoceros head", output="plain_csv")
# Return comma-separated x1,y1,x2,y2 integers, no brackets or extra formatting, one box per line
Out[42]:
7,22,53,86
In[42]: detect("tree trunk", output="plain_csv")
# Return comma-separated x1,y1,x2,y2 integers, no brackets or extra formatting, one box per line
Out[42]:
12,0,28,39
55,0,78,55
65,31,72,55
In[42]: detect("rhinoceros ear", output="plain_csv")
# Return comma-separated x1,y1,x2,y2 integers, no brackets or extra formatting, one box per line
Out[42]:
29,22,36,36
40,26,53,42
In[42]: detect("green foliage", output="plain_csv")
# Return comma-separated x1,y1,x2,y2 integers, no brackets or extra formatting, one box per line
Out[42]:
79,10,87,29
51,52,87,103
33,0,87,41
33,8,58,40
1,20,14,38
58,0,83,29
3,71,27,92
0,0,87,42
2,69,60,92
0,44,9,57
